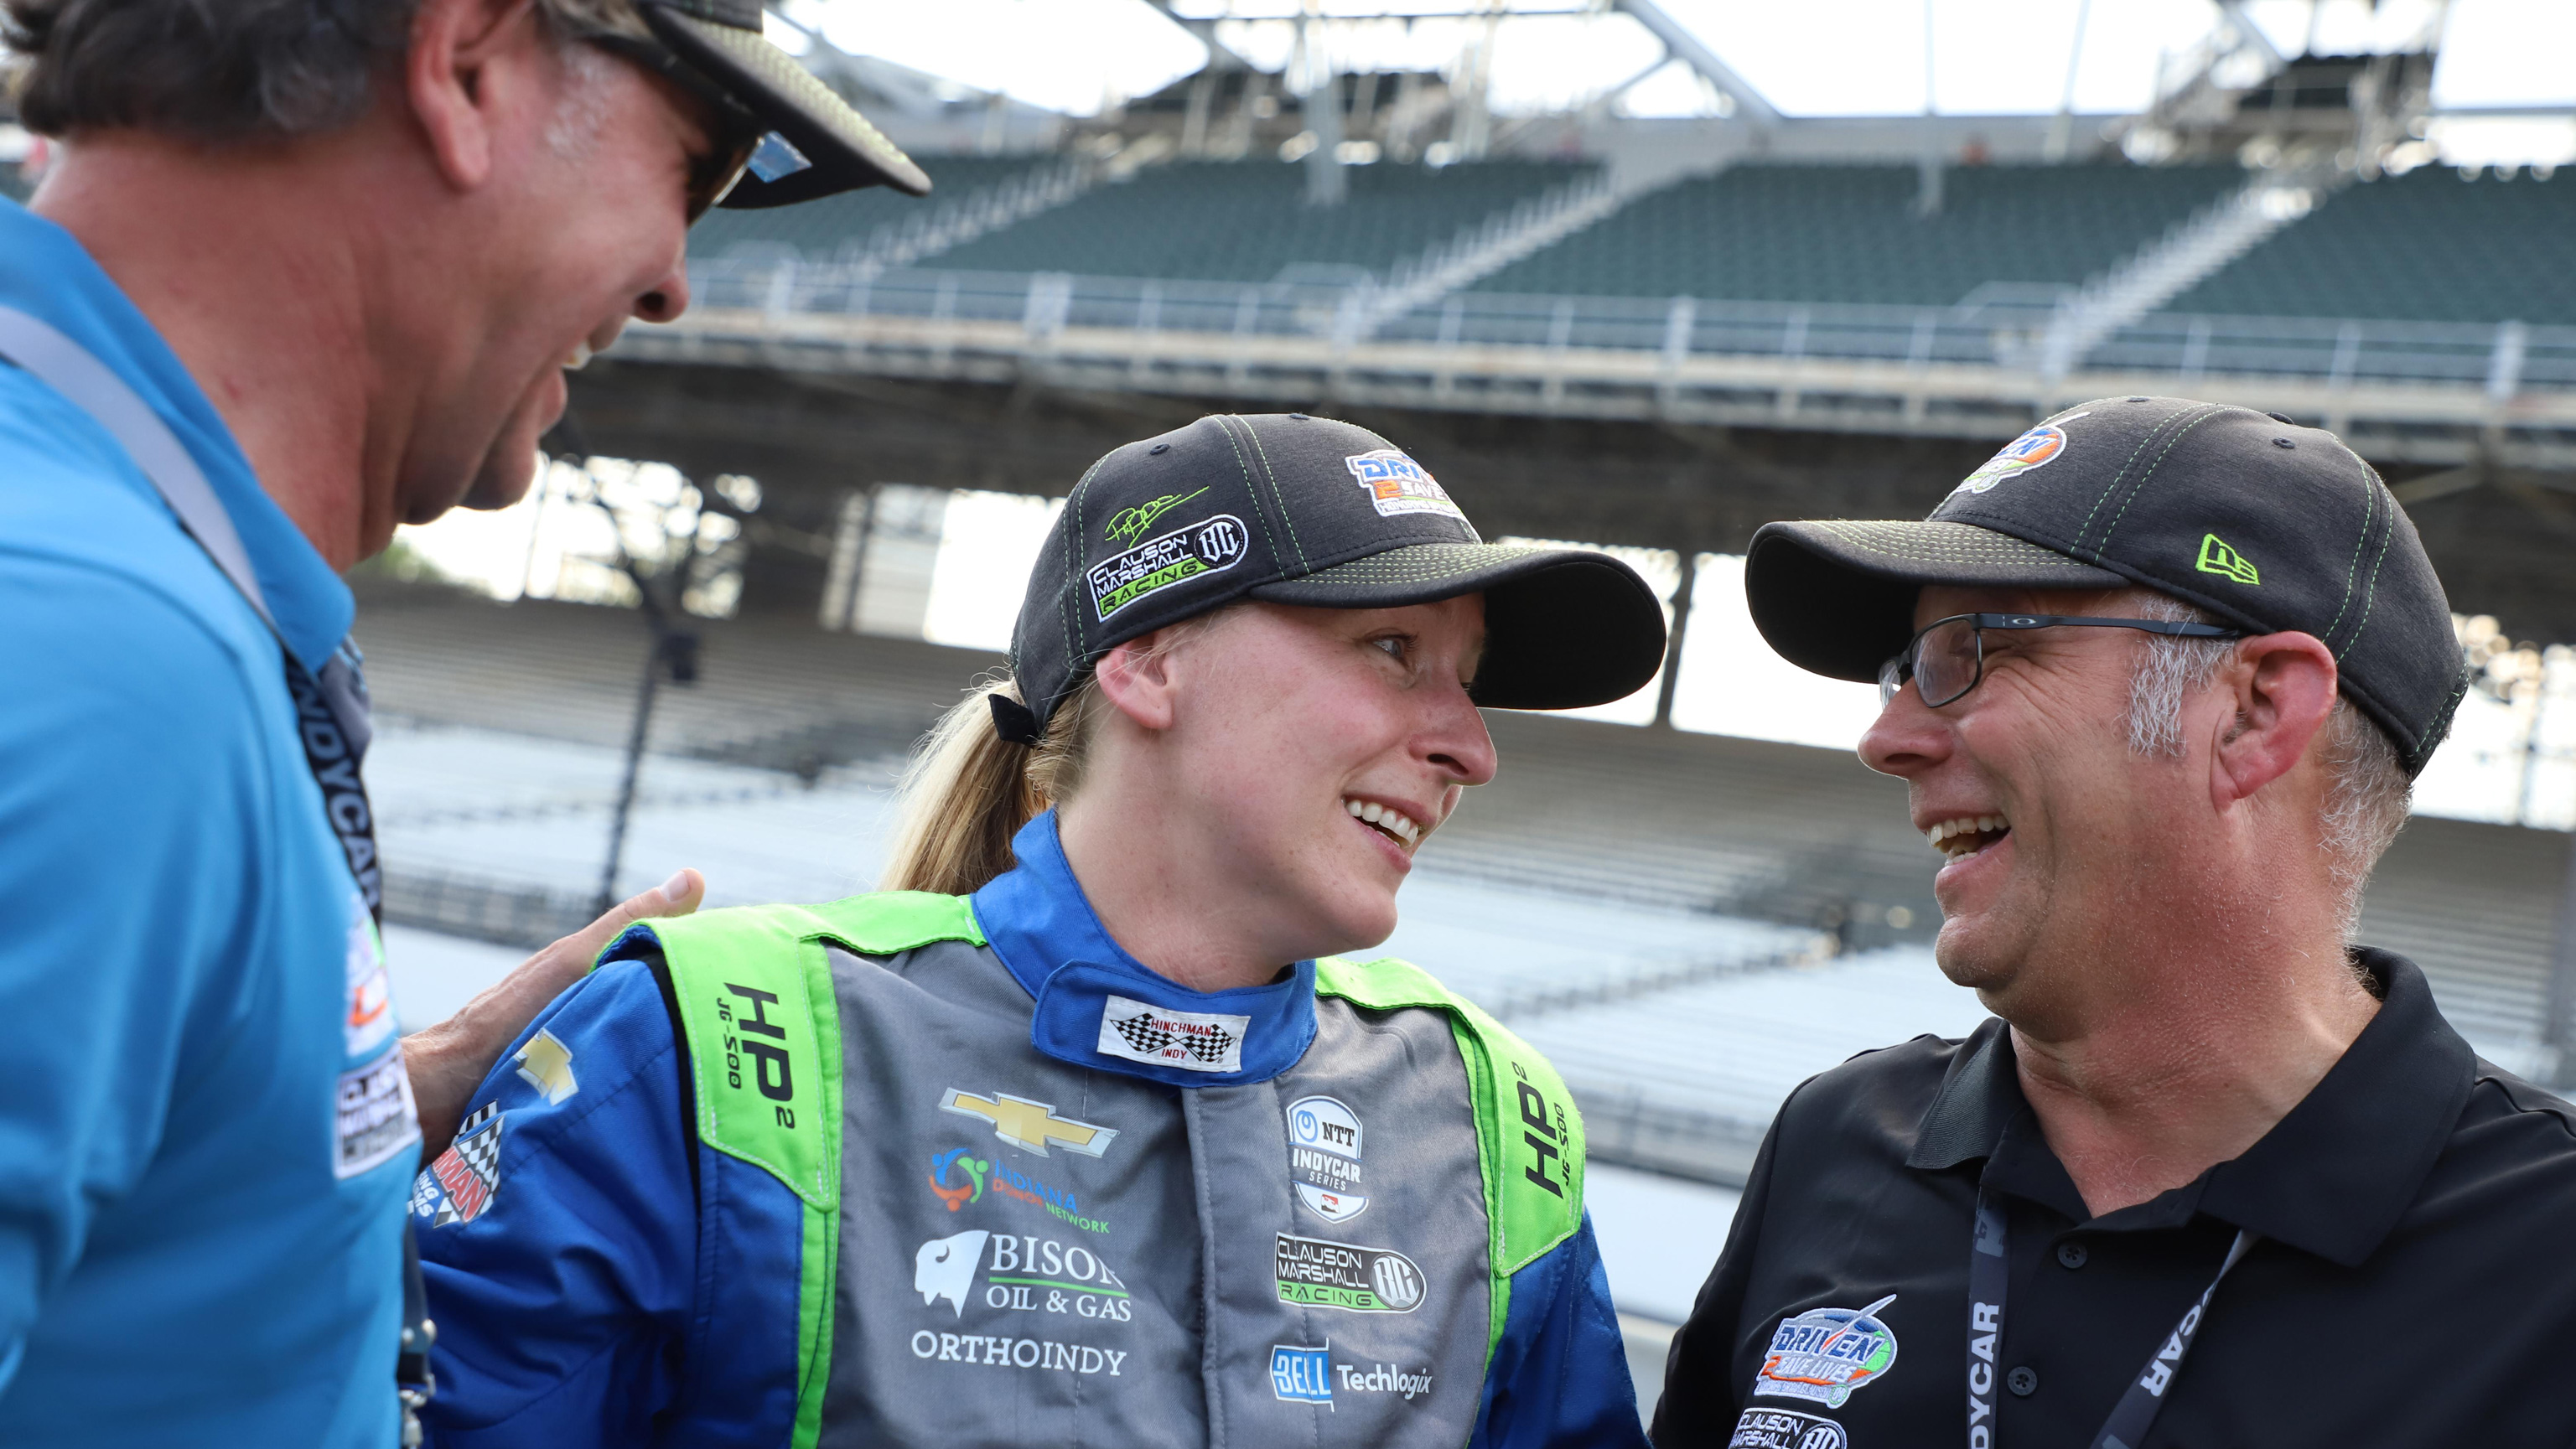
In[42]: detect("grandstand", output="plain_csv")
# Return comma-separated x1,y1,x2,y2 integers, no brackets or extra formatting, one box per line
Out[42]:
933,158,1587,282
2161,164,2576,325
1470,162,2244,307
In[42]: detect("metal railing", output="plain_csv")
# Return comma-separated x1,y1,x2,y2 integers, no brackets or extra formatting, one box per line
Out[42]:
676,257,2576,397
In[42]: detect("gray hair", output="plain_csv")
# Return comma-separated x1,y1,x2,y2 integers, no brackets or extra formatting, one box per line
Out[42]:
4,0,645,141
2122,590,2411,937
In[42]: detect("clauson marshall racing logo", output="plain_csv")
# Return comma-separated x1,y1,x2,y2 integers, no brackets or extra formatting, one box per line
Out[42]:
1345,448,1470,528
1096,994,1248,1074
1088,514,1248,622
1727,1407,1849,1449
1288,1095,1369,1223
1951,411,2089,494
1754,1294,1900,1409
1275,1233,1425,1313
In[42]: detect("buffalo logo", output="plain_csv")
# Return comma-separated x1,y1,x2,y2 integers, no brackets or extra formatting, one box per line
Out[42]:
916,1229,991,1317
930,1146,991,1211
1754,1295,1899,1409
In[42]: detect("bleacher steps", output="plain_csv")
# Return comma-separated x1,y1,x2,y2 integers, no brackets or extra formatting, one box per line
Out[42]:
1360,168,1650,334
2039,165,2341,378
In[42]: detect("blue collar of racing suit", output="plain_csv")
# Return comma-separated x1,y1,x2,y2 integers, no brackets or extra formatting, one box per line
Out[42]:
970,810,1318,1088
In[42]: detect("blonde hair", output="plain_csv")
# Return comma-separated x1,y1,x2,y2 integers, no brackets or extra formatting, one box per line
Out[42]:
881,611,1233,896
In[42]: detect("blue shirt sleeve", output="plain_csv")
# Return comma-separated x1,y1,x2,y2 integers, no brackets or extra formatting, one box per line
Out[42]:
414,960,700,1448
0,557,270,1393
1474,1212,1651,1449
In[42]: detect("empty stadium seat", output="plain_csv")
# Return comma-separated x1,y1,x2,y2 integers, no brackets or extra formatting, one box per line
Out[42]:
2161,165,2576,325
927,158,1588,282
1473,161,2244,307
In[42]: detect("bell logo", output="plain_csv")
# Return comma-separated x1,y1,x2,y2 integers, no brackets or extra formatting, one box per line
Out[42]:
941,1089,1119,1158
2195,533,2260,587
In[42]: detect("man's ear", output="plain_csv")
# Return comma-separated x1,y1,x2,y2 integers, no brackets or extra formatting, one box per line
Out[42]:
2208,631,2339,810
1091,633,1184,733
406,0,544,194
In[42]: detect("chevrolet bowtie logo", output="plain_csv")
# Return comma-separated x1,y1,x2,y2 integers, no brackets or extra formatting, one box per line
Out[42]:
940,1089,1118,1158
514,1028,578,1105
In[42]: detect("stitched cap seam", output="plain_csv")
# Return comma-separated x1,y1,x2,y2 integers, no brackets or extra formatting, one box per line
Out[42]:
1236,421,1312,572
2072,403,2195,549
2095,406,2223,551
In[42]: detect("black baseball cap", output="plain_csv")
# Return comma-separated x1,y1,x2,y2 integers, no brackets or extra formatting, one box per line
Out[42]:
998,414,1668,738
1744,396,2467,774
635,0,930,204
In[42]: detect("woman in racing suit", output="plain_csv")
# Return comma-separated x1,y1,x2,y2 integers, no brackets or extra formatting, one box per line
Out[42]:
412,412,1672,1448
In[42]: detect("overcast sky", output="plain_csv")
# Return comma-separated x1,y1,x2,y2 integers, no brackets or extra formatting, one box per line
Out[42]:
771,0,2574,123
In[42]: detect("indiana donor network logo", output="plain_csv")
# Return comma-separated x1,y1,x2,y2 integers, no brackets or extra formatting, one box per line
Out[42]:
1753,1294,1899,1410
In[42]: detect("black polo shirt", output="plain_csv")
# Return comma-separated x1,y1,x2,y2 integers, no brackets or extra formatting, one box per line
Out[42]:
1652,949,2576,1448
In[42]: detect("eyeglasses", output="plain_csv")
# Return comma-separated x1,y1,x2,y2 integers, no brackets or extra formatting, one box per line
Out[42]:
1878,613,2246,709
580,31,766,221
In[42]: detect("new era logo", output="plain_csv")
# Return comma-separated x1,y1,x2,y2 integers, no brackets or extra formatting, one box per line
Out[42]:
2195,533,2260,586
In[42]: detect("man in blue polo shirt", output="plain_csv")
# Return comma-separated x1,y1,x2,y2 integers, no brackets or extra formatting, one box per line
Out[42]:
0,0,927,1443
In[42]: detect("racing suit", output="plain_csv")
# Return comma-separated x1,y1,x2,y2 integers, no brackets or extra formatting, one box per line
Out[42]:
413,811,1643,1447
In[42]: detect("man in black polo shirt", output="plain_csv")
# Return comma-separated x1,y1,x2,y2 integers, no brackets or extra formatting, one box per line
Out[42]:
1655,396,2576,1449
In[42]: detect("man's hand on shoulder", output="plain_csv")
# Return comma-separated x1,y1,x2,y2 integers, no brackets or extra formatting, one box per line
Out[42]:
403,869,707,1159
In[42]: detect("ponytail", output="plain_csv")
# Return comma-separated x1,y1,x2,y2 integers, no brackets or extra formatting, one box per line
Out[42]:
880,675,1108,896
882,606,1236,897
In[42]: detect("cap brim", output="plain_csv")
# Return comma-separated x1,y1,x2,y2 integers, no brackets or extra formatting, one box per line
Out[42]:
645,8,931,202
1250,543,1668,710
1745,520,2127,682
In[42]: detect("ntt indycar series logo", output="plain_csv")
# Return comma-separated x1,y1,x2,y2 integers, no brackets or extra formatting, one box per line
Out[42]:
1268,1342,1437,1407
1754,1294,1900,1410
1288,1095,1368,1223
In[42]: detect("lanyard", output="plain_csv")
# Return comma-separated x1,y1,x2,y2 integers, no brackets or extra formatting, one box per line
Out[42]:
1967,1187,2256,1449
0,303,427,1437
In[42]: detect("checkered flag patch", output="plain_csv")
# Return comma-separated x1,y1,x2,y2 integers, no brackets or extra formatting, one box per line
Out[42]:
427,1103,504,1227
1092,993,1253,1075
1112,1012,1175,1058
